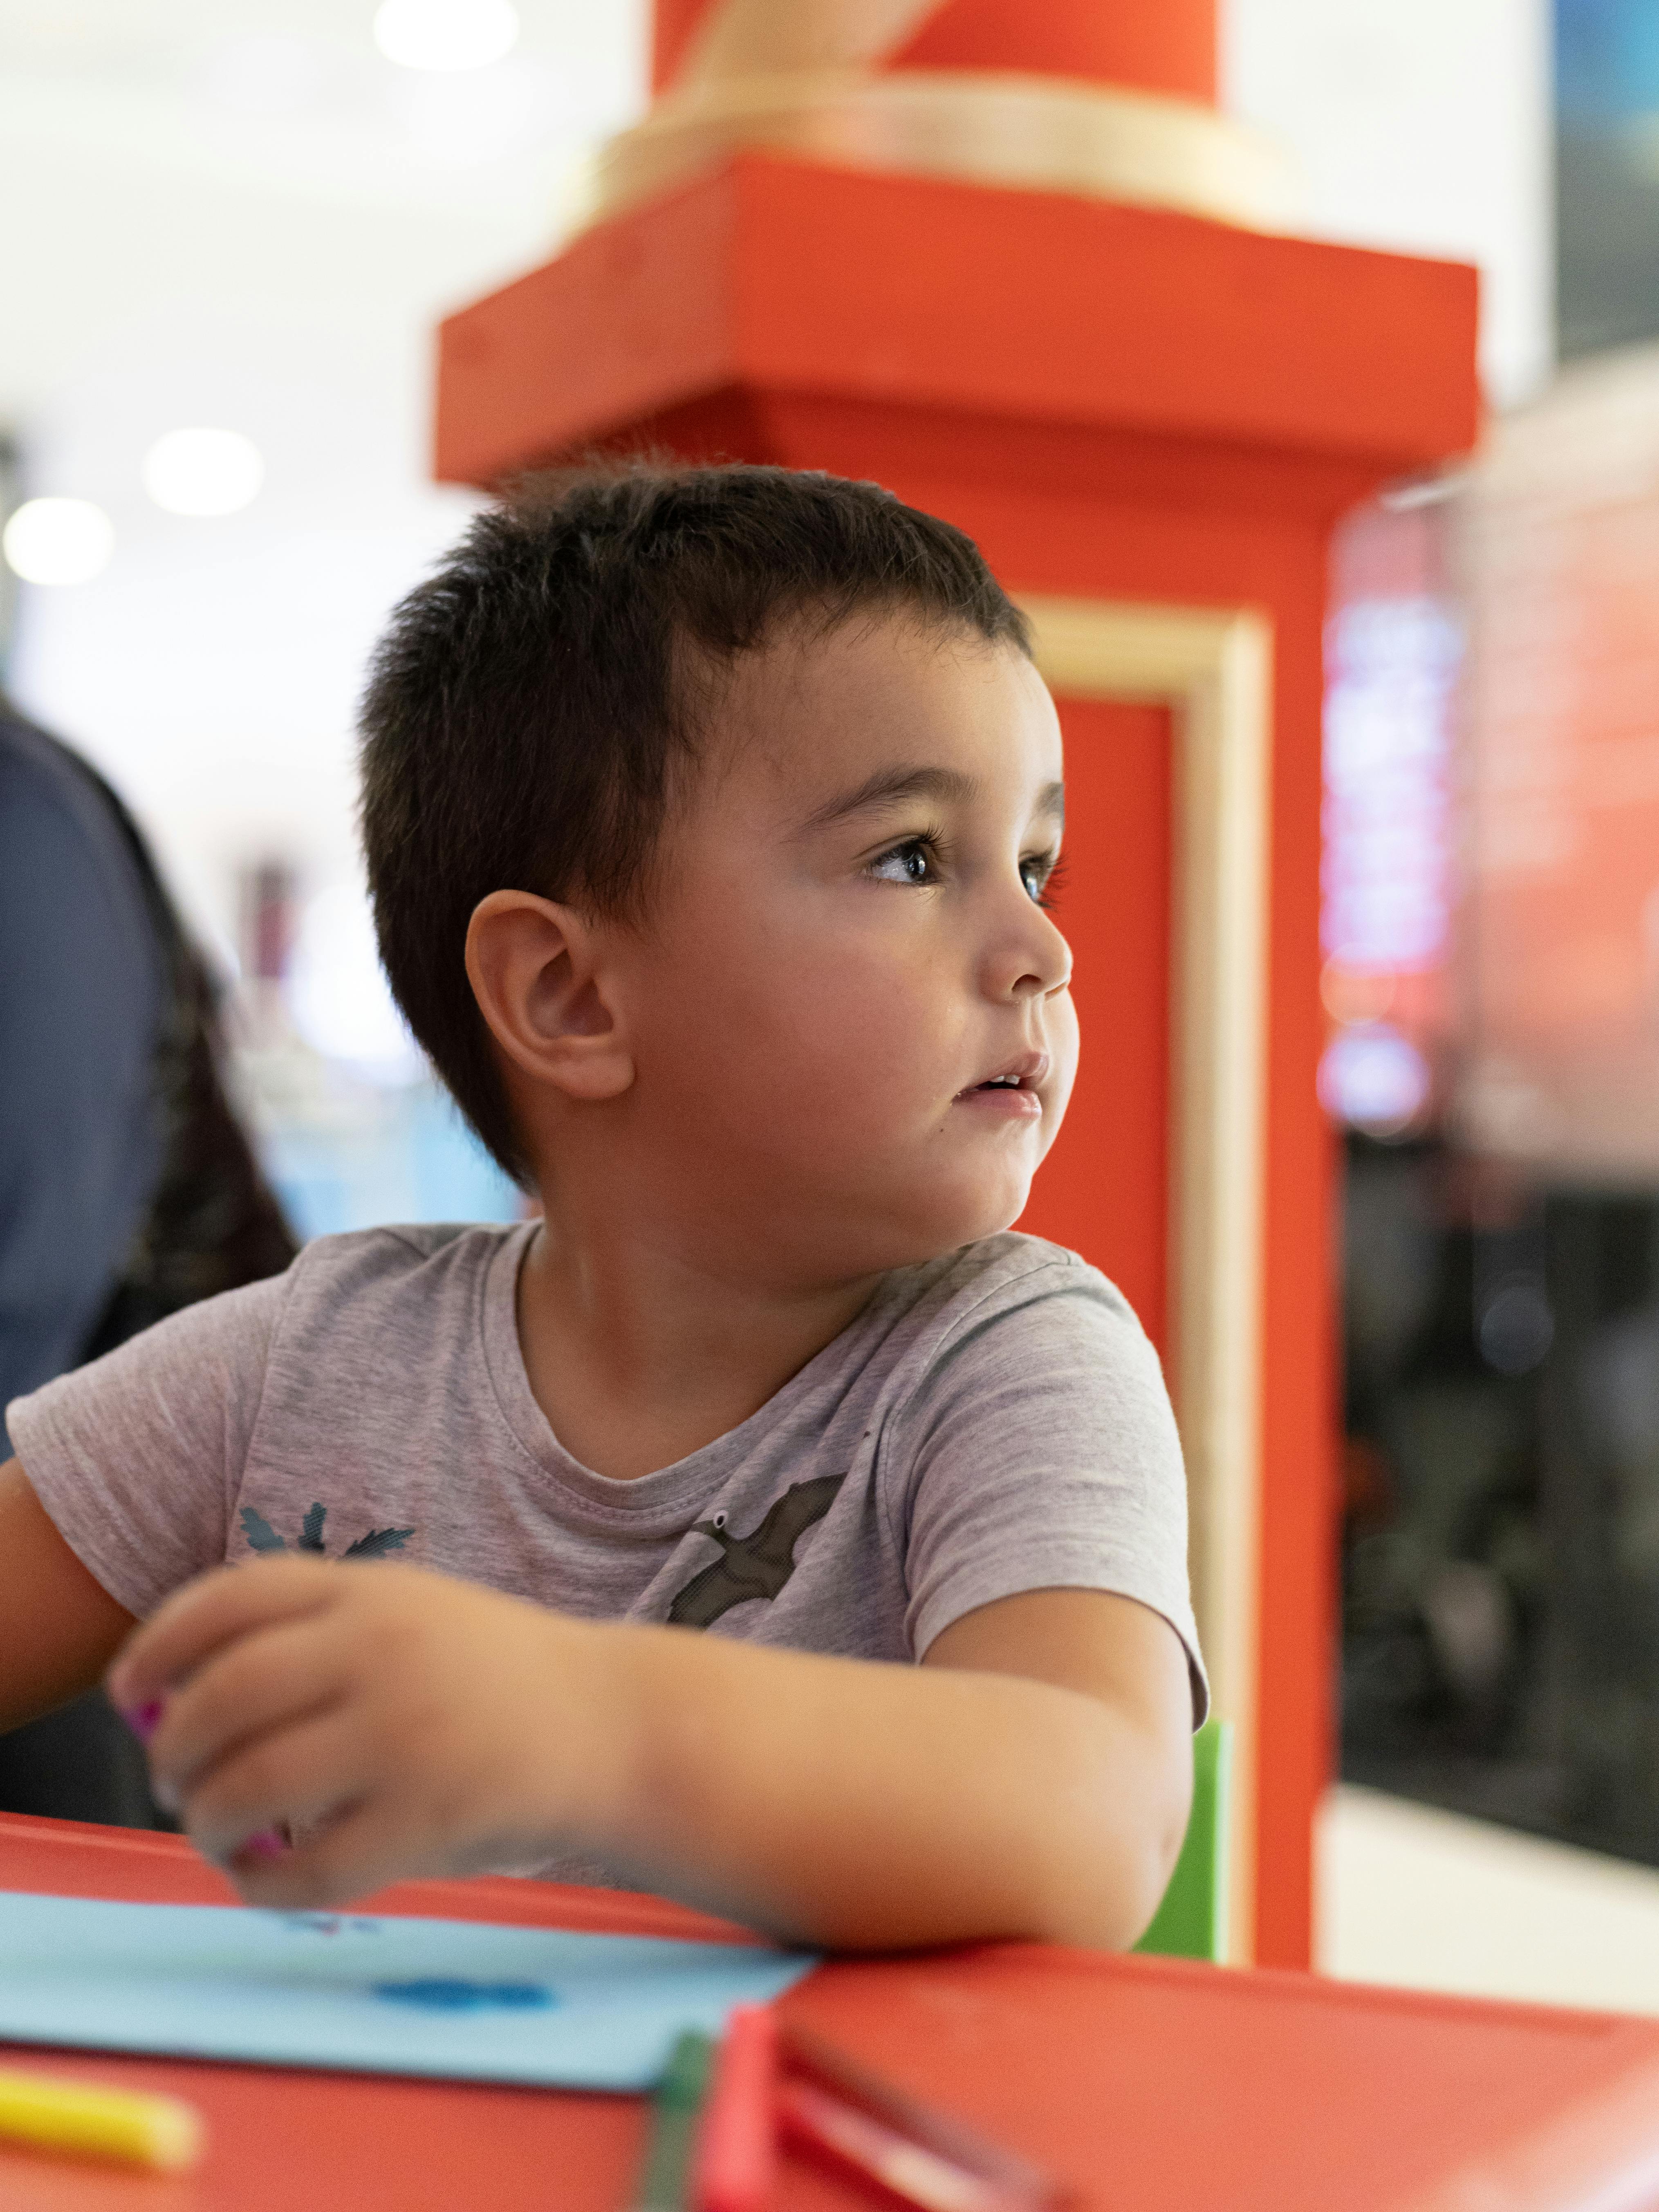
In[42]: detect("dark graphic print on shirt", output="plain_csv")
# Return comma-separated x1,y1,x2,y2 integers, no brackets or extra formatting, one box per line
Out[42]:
668,1473,846,1629
238,1475,843,1622
240,1502,414,1561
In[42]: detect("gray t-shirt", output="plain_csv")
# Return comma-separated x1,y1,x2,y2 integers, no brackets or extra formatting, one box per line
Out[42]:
9,1222,1206,1873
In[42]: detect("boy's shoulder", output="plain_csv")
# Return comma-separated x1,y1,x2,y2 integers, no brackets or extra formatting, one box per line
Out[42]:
851,1230,1157,1416
288,1219,522,1284
884,1230,1143,1340
274,1217,527,1330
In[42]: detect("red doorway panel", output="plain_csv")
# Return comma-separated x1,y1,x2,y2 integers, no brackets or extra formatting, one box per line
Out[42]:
1016,697,1172,1359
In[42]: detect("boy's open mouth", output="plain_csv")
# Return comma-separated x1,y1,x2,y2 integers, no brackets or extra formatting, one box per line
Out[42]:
955,1052,1048,1105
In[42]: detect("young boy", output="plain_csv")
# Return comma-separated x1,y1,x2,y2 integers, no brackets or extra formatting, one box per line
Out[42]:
0,464,1204,1951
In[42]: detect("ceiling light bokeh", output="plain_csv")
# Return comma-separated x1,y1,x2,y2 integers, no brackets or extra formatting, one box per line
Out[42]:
372,0,520,74
143,427,265,517
2,497,115,586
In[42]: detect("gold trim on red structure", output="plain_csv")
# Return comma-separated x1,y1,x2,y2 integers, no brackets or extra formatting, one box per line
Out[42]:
592,68,1298,231
1020,595,1273,1965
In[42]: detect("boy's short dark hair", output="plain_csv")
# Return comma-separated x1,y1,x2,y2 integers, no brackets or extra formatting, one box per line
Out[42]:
359,459,1031,1182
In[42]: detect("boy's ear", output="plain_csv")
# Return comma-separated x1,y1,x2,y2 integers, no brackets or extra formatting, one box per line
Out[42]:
464,890,634,1102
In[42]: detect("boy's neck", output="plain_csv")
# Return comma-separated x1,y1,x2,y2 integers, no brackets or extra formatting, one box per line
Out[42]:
513,1210,883,1483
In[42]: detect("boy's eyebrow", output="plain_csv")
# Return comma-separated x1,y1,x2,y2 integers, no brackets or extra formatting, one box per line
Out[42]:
798,767,1066,832
798,764,975,831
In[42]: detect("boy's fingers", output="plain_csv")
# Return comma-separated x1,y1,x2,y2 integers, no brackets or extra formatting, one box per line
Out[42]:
222,1796,427,1913
184,1708,370,1866
146,1615,350,1809
107,1556,338,1710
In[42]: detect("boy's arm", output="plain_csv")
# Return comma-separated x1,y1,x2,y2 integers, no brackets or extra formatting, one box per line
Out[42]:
108,1560,1192,1950
621,1582,1193,1948
0,1458,138,1731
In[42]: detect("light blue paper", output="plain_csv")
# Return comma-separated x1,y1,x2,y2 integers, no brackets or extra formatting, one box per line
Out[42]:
0,1891,813,2090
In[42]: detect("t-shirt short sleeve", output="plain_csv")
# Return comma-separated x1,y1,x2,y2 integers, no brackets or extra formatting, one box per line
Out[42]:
892,1256,1208,1722
4,1272,292,1620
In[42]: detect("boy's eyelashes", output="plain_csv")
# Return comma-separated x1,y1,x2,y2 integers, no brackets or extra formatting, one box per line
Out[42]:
1028,851,1068,911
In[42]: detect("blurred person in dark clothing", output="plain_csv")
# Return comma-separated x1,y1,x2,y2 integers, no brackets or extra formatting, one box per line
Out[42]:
0,699,295,1824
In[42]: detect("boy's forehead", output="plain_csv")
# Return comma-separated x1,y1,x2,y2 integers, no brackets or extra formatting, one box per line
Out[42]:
710,614,1060,809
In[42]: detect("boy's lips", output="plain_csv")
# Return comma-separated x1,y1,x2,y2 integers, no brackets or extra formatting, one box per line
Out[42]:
954,1051,1048,1118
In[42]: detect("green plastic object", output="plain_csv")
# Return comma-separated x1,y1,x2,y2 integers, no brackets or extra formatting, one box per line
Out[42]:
632,2029,714,2211
1134,1718,1233,1964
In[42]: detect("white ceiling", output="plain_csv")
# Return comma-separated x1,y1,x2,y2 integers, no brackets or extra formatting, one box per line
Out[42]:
0,1,652,954
0,0,650,413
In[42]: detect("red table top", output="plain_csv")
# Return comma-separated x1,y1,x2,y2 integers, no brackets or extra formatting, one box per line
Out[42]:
4,1813,1659,2212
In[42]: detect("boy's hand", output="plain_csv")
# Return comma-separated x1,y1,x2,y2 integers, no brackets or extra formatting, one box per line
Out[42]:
105,1559,626,1907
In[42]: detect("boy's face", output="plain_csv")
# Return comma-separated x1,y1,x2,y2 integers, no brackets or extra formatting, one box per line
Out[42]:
608,614,1078,1285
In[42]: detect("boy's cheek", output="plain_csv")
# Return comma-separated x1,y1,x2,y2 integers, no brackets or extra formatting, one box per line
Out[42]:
712,971,947,1123
1042,997,1082,1132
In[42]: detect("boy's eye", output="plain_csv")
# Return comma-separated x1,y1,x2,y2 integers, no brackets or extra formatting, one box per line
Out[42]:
869,838,937,887
1022,852,1065,908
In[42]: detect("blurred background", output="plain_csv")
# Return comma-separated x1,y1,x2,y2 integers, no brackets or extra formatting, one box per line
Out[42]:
14,0,1659,1999
1321,0,1659,1972
0,0,652,1237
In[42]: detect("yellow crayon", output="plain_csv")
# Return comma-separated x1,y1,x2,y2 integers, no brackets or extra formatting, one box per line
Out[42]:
0,2069,204,2172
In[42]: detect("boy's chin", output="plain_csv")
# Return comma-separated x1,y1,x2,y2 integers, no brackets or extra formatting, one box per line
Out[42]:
861,1176,1036,1271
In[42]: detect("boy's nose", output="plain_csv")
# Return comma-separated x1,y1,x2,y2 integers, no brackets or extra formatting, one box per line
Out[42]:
986,896,1072,1003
